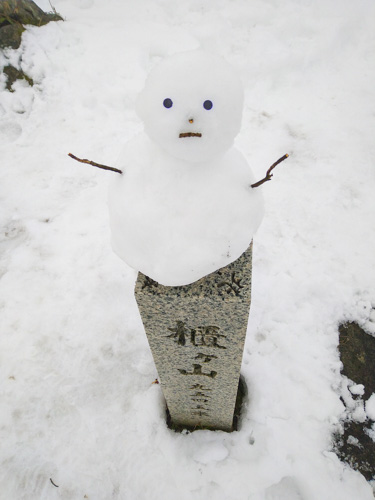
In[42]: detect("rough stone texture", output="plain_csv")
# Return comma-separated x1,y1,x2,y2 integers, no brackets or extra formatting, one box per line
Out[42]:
0,23,25,49
0,0,63,27
1,1,62,89
339,321,375,400
135,242,253,432
3,64,34,91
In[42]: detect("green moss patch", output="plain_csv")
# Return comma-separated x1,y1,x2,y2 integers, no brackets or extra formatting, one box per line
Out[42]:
0,1,62,50
1,1,62,89
0,22,25,49
3,64,34,91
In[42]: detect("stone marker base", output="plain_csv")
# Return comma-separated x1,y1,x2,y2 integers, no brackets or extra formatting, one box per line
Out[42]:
166,374,247,433
134,243,253,432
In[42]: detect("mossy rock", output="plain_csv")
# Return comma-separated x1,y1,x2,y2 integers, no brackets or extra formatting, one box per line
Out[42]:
0,0,62,89
0,1,62,49
0,0,63,28
0,22,25,49
3,64,33,91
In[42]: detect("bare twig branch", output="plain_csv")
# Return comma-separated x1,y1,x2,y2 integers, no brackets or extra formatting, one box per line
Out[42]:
251,154,289,188
50,478,59,488
68,153,123,174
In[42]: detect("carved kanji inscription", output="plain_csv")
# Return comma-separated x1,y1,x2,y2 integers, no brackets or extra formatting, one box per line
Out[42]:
166,321,226,349
134,242,253,431
178,364,217,378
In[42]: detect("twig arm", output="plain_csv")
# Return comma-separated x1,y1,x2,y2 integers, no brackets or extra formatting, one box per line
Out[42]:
68,153,123,174
251,154,289,188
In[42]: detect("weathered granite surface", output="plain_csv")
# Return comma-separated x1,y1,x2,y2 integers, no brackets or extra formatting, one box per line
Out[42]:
135,243,253,432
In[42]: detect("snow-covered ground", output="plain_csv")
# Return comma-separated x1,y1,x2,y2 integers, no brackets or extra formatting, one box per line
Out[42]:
1,0,375,498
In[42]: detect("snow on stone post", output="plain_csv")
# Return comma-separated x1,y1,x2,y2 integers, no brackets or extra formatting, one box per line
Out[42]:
106,50,266,431
135,243,252,431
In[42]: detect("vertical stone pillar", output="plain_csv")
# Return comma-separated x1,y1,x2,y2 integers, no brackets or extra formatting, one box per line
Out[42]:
134,243,253,432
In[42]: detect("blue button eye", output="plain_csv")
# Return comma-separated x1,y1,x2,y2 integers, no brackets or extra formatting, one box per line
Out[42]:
163,98,173,108
203,100,213,110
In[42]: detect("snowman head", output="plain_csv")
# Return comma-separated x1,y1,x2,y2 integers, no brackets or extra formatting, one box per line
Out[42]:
136,50,244,163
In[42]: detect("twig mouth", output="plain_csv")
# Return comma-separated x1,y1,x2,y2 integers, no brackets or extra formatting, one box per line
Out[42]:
179,132,202,138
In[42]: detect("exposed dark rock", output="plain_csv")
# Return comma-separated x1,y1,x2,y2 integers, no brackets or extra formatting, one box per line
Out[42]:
334,420,375,481
0,0,63,29
0,23,25,49
1,0,62,89
339,322,375,400
0,0,62,50
333,321,375,481
3,64,33,91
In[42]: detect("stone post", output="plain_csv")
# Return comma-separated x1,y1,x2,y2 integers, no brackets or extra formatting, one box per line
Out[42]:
134,242,253,432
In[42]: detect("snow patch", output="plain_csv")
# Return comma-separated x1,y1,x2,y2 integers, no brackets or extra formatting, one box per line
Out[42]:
366,394,375,421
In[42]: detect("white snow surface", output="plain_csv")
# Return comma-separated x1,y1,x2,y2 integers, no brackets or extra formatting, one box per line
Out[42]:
366,395,375,421
1,0,375,499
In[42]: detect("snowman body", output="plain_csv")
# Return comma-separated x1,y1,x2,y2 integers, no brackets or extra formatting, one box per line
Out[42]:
108,50,264,286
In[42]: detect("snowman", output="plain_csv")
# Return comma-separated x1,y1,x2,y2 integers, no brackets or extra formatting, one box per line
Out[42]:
108,50,265,286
